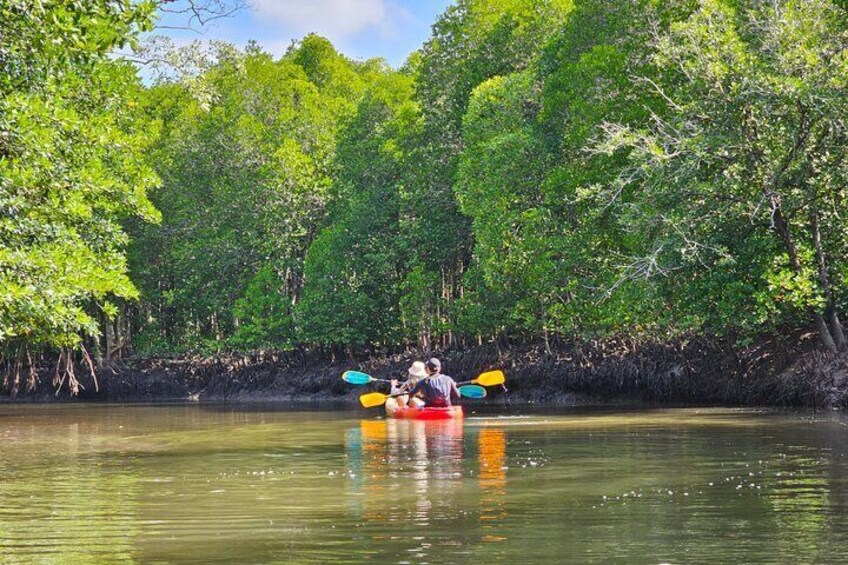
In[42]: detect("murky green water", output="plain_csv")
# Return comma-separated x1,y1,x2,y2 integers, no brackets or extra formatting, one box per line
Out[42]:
1,404,847,564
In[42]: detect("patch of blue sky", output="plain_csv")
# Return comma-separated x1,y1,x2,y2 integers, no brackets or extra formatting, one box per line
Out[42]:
151,0,454,67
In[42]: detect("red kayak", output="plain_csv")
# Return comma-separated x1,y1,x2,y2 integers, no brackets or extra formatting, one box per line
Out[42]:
384,398,464,420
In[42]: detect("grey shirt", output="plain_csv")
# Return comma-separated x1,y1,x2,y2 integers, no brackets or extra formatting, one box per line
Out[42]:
408,374,460,407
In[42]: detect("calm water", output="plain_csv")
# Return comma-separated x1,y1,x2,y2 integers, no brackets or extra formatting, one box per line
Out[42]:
1,404,847,564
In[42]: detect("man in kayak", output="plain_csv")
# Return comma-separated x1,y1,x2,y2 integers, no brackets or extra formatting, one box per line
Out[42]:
406,358,461,408
391,361,428,408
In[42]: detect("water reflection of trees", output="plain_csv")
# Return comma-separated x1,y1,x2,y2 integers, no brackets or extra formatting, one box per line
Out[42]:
0,420,141,564
765,420,848,563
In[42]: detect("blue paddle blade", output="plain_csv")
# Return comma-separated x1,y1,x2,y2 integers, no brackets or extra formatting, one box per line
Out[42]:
459,384,487,399
342,371,373,385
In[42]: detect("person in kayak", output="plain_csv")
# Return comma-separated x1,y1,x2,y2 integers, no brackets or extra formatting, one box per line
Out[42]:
406,358,461,408
390,361,427,407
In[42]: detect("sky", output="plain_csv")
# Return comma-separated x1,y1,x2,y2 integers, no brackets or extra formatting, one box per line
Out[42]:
154,0,455,67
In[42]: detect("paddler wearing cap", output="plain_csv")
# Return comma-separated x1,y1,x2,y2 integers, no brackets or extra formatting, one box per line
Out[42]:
406,358,461,408
390,361,428,408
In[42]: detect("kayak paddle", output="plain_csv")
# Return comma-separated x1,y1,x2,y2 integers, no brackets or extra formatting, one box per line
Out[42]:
457,369,505,387
359,385,486,408
458,384,487,399
341,370,392,385
344,368,505,387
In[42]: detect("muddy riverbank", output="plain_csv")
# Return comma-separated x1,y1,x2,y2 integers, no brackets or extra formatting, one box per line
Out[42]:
8,328,845,408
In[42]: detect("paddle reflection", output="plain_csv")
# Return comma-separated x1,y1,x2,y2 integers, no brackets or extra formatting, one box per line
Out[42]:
479,427,508,539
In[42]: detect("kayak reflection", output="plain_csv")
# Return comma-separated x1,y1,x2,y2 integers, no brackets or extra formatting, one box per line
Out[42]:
345,419,509,552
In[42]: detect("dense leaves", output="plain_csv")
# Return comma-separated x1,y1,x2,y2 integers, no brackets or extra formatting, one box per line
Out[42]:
6,0,848,388
1,1,159,392
102,0,848,356
596,0,848,350
130,37,387,351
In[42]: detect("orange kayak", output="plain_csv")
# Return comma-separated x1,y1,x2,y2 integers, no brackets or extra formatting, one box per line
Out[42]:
385,398,464,420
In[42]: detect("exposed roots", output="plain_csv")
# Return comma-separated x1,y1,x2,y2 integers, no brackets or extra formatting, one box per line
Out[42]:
51,347,99,396
2,330,847,407
1,343,39,397
2,344,99,397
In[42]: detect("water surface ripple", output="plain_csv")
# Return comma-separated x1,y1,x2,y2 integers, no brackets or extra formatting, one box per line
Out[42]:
1,404,847,564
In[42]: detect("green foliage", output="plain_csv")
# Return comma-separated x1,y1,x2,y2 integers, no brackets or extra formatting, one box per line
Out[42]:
399,0,575,345
230,267,294,351
130,1,579,354
457,71,550,333
13,0,848,365
399,263,448,343
595,0,848,346
297,73,417,348
0,0,155,94
454,0,668,338
129,38,388,352
1,2,158,352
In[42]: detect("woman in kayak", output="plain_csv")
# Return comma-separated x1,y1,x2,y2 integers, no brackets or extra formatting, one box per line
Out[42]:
391,361,428,407
406,358,461,408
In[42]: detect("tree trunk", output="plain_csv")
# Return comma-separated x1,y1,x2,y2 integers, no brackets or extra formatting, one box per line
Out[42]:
117,305,125,360
104,314,116,365
419,329,430,353
772,204,839,353
827,308,846,351
815,314,838,354
93,318,104,368
810,196,847,350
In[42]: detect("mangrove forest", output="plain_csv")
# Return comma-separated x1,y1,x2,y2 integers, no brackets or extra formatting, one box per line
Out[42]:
4,0,848,400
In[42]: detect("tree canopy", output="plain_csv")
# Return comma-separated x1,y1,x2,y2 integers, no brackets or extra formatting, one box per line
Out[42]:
1,1,159,392
5,0,848,393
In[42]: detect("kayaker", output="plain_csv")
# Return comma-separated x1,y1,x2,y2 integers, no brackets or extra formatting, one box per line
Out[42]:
406,358,460,408
390,361,427,407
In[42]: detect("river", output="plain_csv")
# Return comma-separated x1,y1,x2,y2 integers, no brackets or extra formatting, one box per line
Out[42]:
1,404,847,564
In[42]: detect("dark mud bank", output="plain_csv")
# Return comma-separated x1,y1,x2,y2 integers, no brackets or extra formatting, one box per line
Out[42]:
47,330,848,408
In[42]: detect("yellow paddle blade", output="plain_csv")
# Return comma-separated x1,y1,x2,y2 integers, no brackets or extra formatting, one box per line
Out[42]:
475,370,505,387
359,392,389,408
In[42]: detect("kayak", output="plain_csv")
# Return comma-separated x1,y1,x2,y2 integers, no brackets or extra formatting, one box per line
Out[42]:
385,397,464,420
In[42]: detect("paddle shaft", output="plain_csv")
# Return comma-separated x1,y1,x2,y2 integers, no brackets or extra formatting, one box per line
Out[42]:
359,384,485,408
390,383,478,399
458,378,506,392
395,376,504,393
